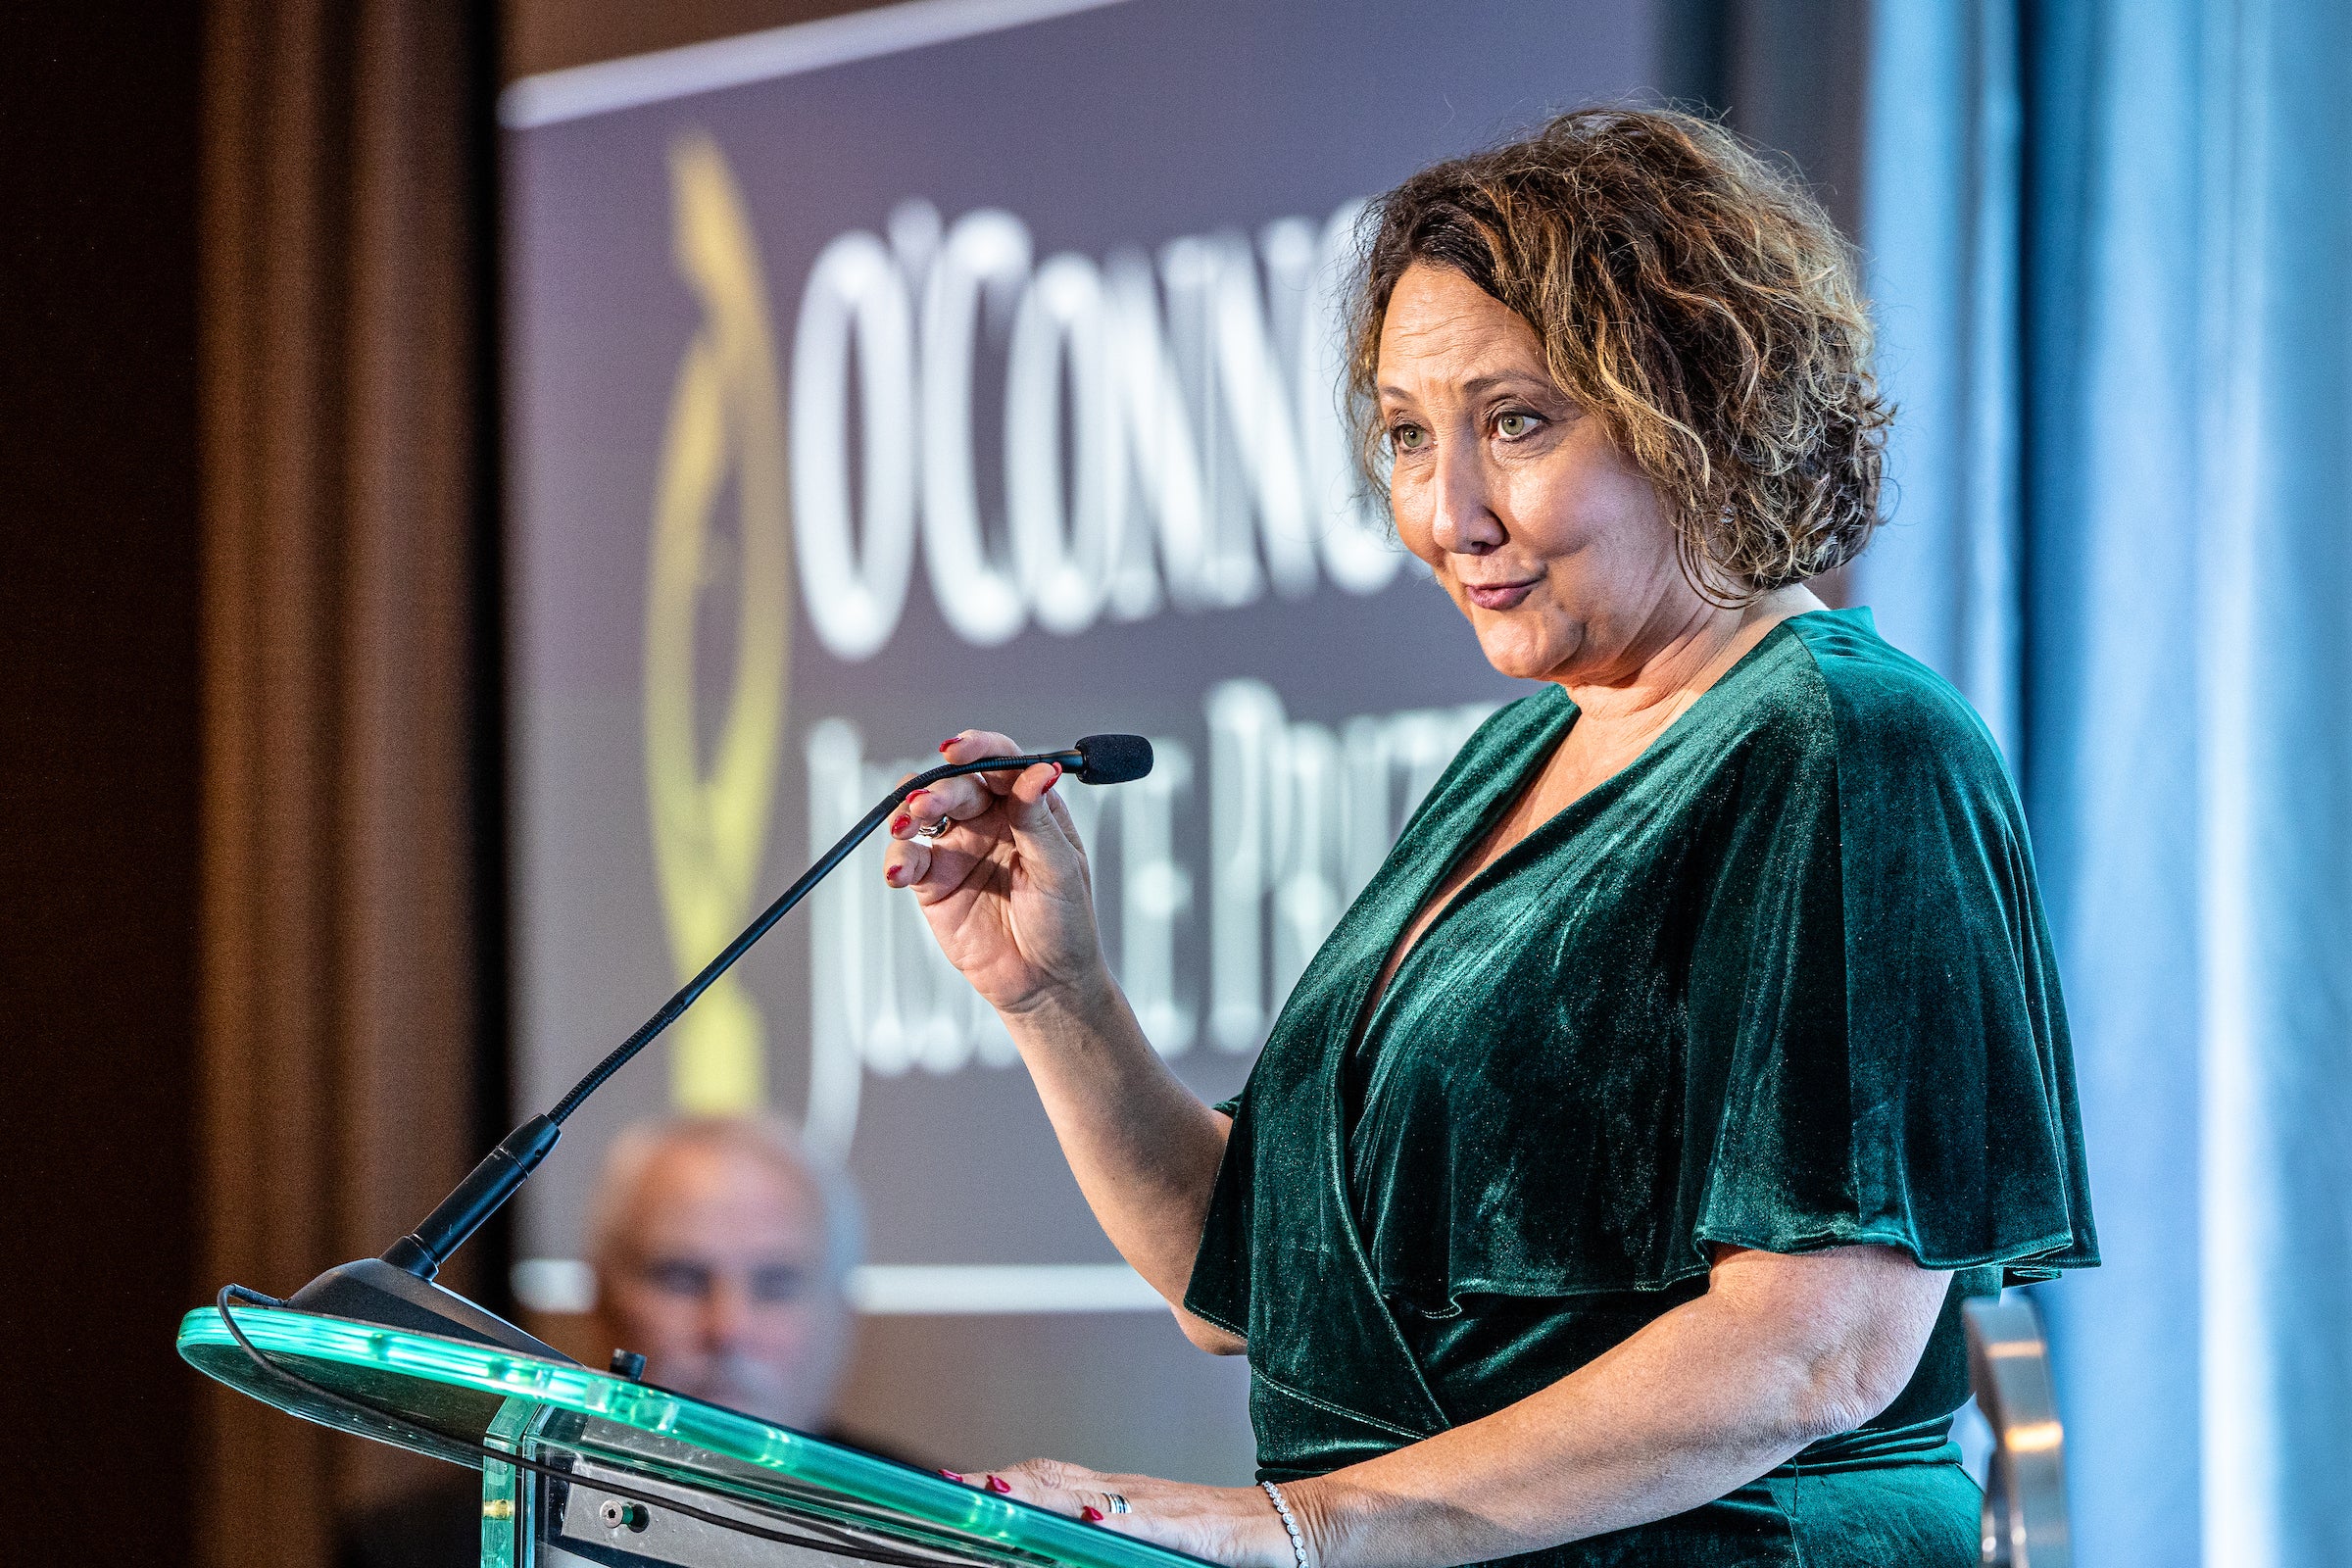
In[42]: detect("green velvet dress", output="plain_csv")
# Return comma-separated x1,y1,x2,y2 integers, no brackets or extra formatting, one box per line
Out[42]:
1183,610,2098,1567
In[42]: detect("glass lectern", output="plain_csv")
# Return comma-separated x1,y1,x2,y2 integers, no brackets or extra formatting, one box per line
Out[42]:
180,1304,1208,1568
184,1297,2071,1568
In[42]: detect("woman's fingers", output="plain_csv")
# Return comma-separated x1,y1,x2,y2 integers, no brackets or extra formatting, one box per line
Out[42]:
940,729,1019,762
898,785,963,836
956,731,1039,797
943,729,1025,793
881,834,930,890
896,730,1045,834
897,776,982,830
958,1459,1110,1520
888,759,1070,860
1004,760,1065,821
945,1465,1289,1565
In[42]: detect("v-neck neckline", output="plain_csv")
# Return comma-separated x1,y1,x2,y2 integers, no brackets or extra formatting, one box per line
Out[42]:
1349,610,1827,1051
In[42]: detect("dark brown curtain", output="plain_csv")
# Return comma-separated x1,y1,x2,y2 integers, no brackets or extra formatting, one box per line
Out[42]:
198,0,495,1560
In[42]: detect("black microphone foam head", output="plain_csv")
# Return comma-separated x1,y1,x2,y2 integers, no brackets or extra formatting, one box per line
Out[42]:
1073,733,1153,785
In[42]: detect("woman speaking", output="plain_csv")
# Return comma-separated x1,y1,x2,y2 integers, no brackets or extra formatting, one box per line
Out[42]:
880,108,2096,1567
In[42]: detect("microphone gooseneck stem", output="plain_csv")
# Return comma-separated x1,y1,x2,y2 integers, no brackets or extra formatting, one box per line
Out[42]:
381,1115,561,1277
382,747,1083,1281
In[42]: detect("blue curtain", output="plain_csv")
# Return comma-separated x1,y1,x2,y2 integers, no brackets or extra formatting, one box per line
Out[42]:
1858,3,2352,1564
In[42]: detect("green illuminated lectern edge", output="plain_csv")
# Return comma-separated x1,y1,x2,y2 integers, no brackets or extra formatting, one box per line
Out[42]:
180,1304,1210,1568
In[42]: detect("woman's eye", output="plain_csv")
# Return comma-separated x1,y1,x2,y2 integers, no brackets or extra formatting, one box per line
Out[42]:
1494,412,1540,440
1389,423,1428,454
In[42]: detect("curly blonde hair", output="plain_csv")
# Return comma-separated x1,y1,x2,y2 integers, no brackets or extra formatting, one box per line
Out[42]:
1348,107,1889,598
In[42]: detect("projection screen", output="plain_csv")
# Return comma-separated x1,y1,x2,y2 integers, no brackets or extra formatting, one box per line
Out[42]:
505,0,1659,1475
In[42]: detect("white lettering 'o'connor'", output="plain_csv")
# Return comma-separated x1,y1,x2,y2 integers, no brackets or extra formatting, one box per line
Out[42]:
789,199,1401,661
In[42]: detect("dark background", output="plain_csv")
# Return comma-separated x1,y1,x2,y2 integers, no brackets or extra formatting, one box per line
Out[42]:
2,5,205,1559
0,0,1863,1559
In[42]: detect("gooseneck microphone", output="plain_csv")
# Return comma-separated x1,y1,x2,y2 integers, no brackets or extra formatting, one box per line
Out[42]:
280,735,1152,1354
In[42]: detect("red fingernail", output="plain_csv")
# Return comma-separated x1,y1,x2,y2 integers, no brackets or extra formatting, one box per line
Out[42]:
939,1470,964,1482
1082,1506,1103,1522
885,865,904,887
939,738,960,753
890,814,910,835
1049,763,1063,786
985,1475,1010,1494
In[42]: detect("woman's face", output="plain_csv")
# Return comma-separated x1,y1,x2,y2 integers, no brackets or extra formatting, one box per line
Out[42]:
1378,263,1690,683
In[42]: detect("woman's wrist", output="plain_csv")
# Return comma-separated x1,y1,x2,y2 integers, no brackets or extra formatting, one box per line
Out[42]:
1257,1481,1313,1568
999,959,1127,1037
1250,1476,1348,1568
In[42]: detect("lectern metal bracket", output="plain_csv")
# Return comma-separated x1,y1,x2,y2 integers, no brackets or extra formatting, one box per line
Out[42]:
1963,1294,2071,1568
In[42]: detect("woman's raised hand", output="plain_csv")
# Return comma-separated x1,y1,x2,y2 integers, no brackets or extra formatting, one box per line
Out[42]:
881,730,1111,1016
883,731,1233,1331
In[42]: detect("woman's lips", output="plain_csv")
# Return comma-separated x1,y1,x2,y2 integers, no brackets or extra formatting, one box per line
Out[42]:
1462,576,1540,611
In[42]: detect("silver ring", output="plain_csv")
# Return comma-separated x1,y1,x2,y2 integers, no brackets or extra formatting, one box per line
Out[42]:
1103,1494,1130,1515
918,814,954,840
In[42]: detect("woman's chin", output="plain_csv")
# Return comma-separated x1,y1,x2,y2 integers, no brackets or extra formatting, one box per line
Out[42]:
1473,627,1566,683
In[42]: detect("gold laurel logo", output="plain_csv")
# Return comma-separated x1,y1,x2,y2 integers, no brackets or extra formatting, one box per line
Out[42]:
644,134,791,1112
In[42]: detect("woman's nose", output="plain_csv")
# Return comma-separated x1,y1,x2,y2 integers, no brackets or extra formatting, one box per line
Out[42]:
1428,444,1503,555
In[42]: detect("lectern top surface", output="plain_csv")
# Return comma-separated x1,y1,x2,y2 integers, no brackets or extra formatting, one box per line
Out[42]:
179,1304,1209,1568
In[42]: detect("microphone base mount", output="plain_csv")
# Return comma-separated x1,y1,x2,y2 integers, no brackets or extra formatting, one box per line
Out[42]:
286,1257,575,1363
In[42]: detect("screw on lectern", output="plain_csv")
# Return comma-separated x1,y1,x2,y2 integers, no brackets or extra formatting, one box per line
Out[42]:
609,1348,647,1380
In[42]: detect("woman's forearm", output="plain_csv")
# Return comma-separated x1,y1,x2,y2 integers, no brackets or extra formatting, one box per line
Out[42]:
1286,1248,1950,1567
1290,1300,1827,1564
1003,968,1235,1323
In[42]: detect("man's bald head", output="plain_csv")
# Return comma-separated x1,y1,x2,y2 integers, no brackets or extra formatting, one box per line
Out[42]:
587,1118,858,1429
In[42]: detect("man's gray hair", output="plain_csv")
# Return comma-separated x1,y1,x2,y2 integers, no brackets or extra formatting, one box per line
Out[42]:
585,1115,863,1288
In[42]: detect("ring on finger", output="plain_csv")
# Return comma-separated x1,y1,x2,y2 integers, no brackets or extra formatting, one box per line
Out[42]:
918,814,954,840
1103,1494,1129,1515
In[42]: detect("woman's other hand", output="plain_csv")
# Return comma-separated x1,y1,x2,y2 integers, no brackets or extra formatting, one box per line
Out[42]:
882,730,1110,1015
949,1462,1299,1568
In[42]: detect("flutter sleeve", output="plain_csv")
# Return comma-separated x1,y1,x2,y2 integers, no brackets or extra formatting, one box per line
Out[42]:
1685,647,2098,1282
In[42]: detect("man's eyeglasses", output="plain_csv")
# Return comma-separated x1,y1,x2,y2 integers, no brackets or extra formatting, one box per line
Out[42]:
633,1258,812,1305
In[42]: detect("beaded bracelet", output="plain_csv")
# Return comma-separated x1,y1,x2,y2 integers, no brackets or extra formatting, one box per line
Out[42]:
1258,1480,1312,1568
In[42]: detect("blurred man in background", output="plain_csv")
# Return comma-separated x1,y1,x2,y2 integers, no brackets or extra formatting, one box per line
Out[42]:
341,1116,862,1568
586,1115,858,1428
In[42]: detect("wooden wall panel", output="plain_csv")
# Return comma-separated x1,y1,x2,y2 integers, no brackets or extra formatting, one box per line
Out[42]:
503,0,880,82
197,0,499,1559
